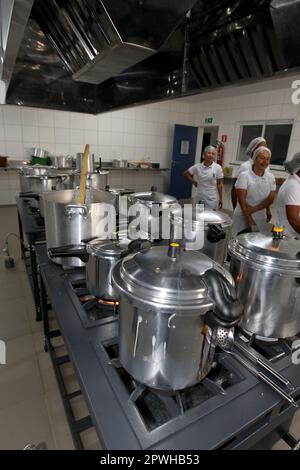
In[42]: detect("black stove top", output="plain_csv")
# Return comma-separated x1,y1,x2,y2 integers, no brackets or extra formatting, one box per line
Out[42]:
36,244,300,449
103,340,244,433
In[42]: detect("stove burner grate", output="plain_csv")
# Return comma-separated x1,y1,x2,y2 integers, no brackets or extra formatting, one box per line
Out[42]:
104,341,243,432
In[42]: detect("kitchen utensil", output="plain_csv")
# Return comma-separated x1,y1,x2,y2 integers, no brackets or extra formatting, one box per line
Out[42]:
216,327,298,408
77,144,89,204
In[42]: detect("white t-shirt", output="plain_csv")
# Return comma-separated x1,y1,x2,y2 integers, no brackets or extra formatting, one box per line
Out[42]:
276,174,300,237
188,161,223,209
233,159,271,179
233,159,252,179
234,168,276,215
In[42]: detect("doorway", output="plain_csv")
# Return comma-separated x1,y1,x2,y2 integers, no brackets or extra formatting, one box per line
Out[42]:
200,126,219,158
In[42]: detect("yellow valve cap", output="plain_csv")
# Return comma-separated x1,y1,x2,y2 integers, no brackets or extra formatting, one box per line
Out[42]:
273,226,284,233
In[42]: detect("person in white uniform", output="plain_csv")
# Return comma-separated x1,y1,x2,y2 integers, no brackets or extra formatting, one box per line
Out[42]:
232,146,276,235
276,153,300,237
184,146,223,210
231,137,267,209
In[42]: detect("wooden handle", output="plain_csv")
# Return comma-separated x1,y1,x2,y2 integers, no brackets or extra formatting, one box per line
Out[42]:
77,144,90,204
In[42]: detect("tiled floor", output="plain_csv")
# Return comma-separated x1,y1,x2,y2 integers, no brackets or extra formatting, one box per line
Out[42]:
0,206,101,450
0,205,299,450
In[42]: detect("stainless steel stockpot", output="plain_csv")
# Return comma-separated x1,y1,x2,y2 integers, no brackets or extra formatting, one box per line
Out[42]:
44,189,116,268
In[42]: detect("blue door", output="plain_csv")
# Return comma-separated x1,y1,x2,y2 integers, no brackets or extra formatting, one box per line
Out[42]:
169,124,198,199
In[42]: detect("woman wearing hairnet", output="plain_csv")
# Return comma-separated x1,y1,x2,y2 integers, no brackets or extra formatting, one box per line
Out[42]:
232,146,276,235
231,137,267,209
184,145,223,209
276,153,300,237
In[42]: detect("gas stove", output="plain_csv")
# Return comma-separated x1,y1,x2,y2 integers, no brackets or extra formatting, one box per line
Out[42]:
64,269,118,329
36,243,300,449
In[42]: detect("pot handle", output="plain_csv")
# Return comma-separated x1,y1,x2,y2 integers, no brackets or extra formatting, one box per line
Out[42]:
120,239,152,259
48,244,89,263
203,268,244,328
19,192,40,201
207,224,226,243
65,205,88,219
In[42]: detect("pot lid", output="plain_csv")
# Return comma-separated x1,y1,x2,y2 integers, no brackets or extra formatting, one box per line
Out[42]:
87,237,131,256
229,233,300,272
171,207,232,228
129,191,177,205
113,244,219,309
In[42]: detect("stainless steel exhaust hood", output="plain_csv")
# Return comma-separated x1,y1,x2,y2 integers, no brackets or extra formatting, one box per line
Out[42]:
3,0,300,114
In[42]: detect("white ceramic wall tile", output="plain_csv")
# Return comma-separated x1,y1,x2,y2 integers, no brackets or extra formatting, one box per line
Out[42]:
21,107,38,127
0,107,4,123
99,118,111,132
55,143,70,154
0,124,5,139
54,111,70,128
3,106,21,125
0,141,6,154
39,127,55,143
38,109,54,127
84,130,97,145
70,112,84,129
23,126,39,143
266,105,282,120
5,124,23,142
70,128,84,145
84,114,97,131
111,118,124,133
281,103,298,119
54,127,70,144
5,142,23,158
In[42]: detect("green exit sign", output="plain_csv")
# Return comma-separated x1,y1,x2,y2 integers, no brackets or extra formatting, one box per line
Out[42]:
205,117,213,124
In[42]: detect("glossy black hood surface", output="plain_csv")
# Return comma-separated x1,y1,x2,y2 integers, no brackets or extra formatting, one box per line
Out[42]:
4,0,300,114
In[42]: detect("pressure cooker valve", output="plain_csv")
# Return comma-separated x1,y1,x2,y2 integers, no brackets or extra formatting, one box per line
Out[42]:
272,225,284,240
168,242,180,259
207,224,226,243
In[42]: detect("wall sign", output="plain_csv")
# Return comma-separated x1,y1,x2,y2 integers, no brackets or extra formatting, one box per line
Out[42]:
205,117,213,124
221,135,228,143
180,140,190,155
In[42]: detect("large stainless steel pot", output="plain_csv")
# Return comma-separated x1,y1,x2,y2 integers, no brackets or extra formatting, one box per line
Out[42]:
44,189,116,268
112,244,244,390
71,170,109,191
19,173,70,194
229,232,300,339
50,155,74,169
48,238,149,300
106,187,135,215
76,153,95,173
170,207,232,264
128,191,178,241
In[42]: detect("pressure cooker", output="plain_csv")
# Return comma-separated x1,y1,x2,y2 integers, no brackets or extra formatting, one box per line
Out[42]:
48,238,150,301
229,231,300,339
127,191,178,241
170,207,232,264
112,243,244,391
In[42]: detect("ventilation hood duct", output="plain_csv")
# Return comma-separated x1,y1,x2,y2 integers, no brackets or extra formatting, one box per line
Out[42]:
32,0,197,85
4,0,300,114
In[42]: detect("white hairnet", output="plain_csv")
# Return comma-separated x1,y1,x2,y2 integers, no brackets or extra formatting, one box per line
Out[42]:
246,137,266,157
202,145,217,160
252,146,271,161
284,153,300,175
